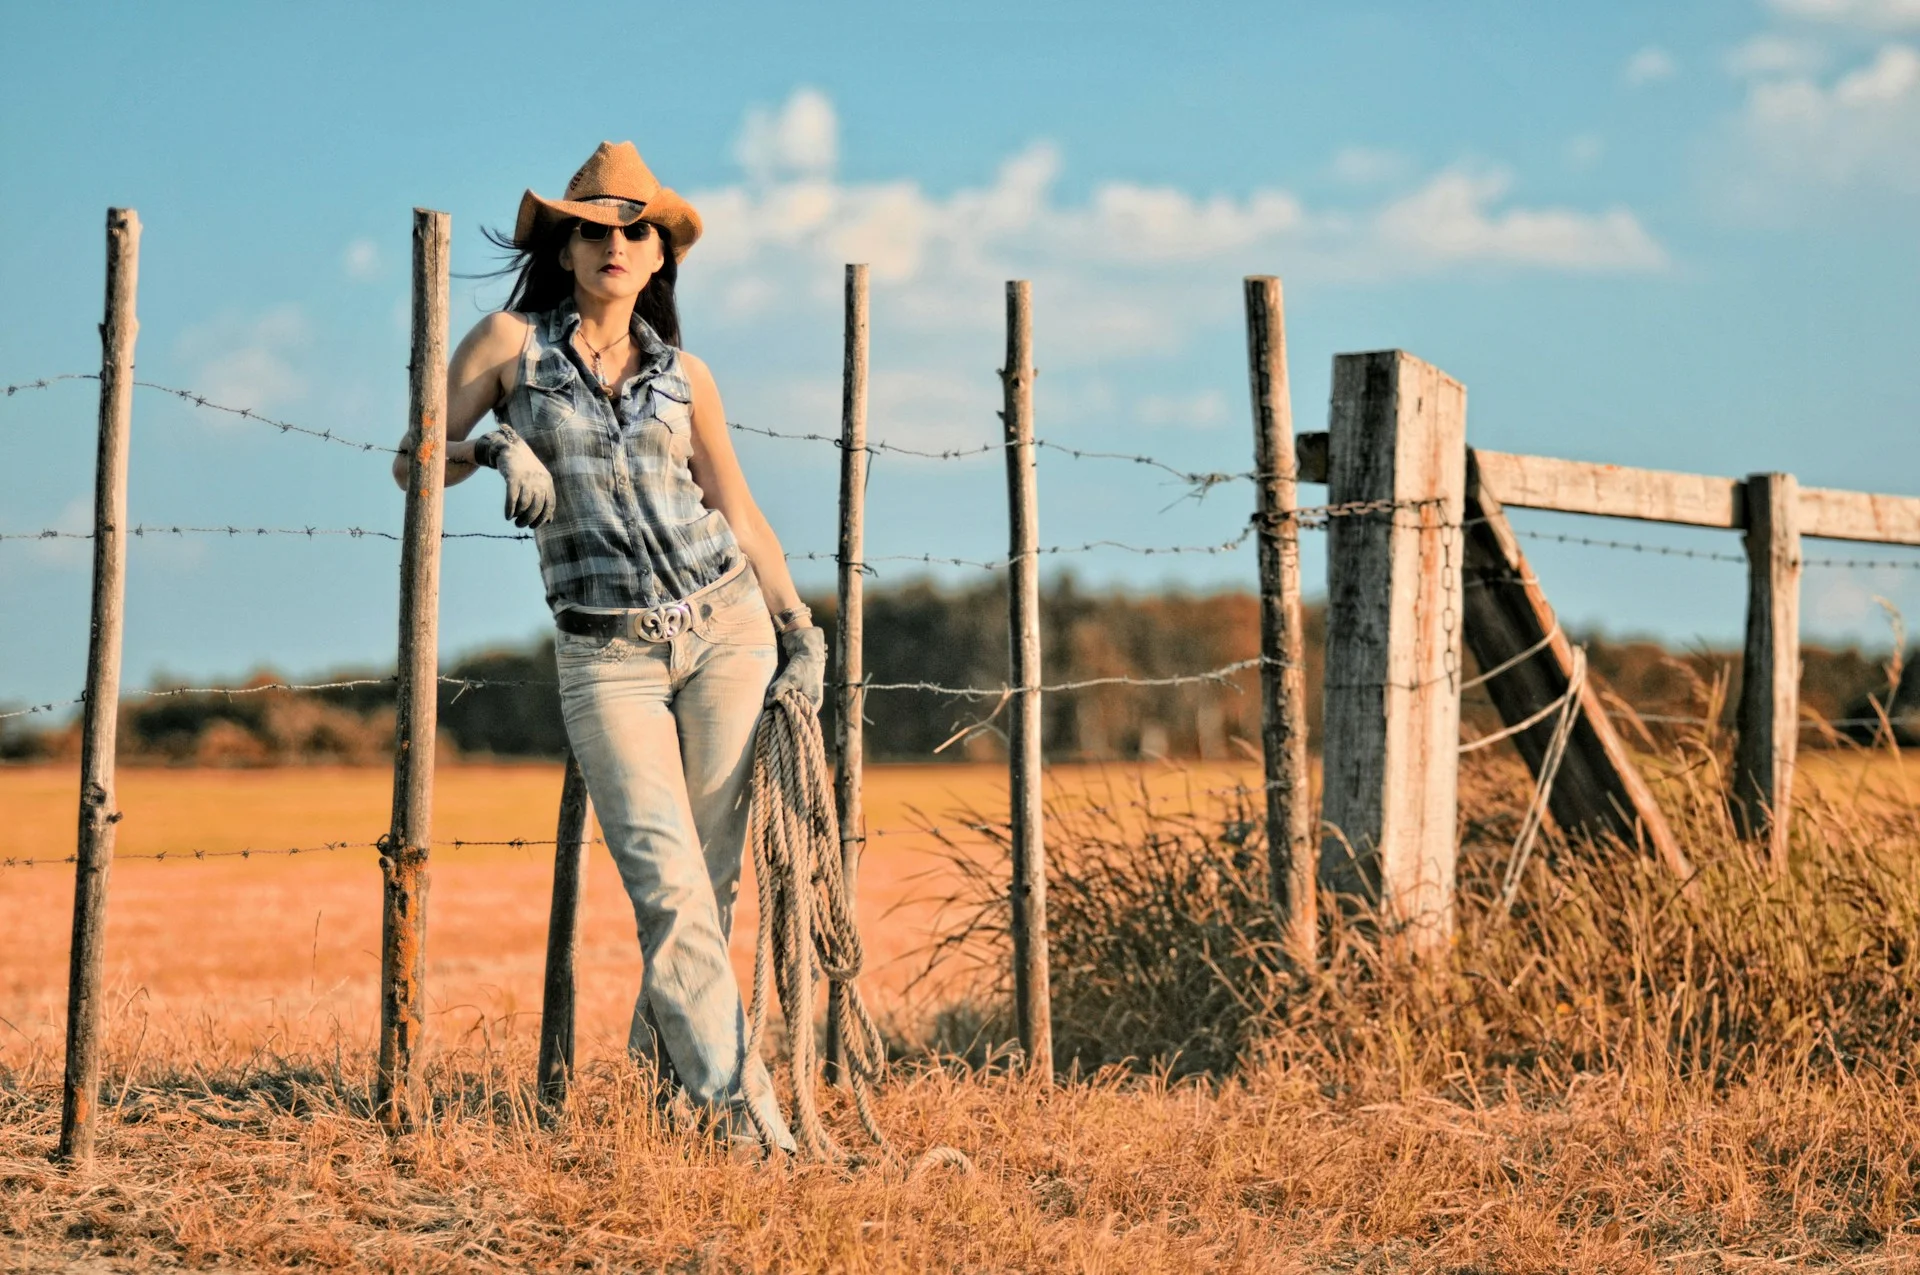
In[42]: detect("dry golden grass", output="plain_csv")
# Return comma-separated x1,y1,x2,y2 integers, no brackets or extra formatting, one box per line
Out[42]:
2,752,1917,1272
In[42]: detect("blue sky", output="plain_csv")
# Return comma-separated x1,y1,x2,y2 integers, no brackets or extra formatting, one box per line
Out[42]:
4,0,1919,710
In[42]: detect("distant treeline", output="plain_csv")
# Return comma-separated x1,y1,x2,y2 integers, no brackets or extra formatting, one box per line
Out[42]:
4,577,1915,766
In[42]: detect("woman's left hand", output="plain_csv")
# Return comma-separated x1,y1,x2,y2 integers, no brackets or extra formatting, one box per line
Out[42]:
767,627,826,709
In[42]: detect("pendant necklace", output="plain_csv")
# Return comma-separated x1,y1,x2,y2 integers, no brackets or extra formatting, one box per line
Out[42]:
578,327,632,393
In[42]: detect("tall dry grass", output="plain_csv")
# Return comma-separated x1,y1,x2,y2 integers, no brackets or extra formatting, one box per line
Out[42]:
919,741,1920,1090
3,742,1918,1270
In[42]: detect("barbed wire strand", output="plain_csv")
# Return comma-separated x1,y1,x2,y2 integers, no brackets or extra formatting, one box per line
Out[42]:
10,374,1277,489
1507,525,1920,571
859,656,1271,701
0,673,559,721
0,833,610,871
4,526,532,543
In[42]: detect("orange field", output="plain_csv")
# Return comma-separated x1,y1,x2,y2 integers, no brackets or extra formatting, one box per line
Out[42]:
0,759,1264,1072
3,750,1907,1075
5,752,1917,1271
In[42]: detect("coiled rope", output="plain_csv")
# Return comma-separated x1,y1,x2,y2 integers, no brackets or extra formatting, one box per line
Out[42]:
743,689,972,1179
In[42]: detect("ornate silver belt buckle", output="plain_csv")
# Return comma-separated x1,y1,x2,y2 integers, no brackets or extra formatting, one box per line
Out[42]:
631,601,691,643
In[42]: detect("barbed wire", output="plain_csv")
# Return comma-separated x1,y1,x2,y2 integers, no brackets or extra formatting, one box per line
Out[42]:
6,374,402,454
858,656,1269,701
0,673,557,722
0,832,609,871
1804,553,1920,571
3,525,533,543
10,373,1285,499
1506,525,1920,571
724,419,1268,492
1504,527,1747,564
785,502,1430,577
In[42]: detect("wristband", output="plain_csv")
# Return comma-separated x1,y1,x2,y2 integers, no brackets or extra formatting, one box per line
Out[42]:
471,426,522,471
772,605,813,635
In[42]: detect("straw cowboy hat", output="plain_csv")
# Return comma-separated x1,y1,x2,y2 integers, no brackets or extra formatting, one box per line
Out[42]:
514,141,703,262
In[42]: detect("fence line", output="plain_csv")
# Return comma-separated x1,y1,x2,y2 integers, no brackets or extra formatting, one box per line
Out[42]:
19,517,1916,569
1,672,560,722
12,219,1920,1159
10,373,1277,497
1507,525,1920,571
3,525,532,543
1,834,612,871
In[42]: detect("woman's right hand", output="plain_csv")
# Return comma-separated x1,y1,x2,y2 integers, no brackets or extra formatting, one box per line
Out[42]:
474,427,555,528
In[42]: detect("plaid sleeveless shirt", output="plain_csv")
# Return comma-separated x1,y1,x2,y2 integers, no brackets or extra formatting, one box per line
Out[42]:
494,301,740,612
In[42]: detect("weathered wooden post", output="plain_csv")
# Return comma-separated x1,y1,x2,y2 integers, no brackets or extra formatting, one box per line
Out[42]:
57,207,140,1164
826,263,869,1084
377,208,450,1130
1319,351,1467,956
1001,280,1053,1076
1243,276,1315,968
1732,472,1800,873
537,752,591,1108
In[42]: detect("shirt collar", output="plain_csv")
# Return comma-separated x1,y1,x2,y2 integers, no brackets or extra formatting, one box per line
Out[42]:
548,297,674,382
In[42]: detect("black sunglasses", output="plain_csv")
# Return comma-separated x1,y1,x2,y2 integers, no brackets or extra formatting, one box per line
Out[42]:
573,220,655,243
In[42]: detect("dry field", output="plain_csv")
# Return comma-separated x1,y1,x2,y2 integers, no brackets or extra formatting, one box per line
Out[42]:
1,753,1917,1272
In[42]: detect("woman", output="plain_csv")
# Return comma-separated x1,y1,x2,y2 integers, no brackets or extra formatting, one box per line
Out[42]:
392,141,822,1151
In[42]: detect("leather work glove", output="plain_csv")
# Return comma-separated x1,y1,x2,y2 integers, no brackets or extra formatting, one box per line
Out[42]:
767,626,826,710
472,426,555,529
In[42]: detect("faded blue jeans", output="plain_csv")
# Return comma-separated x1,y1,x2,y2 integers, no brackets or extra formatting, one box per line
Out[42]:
555,564,794,1150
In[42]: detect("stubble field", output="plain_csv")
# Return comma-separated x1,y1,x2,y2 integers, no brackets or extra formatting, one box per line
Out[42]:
2,753,1917,1272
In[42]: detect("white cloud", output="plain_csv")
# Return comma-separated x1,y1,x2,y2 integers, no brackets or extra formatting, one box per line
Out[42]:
1563,133,1606,172
1726,33,1829,78
173,305,310,411
1136,390,1229,428
1768,0,1920,29
341,238,380,280
1328,146,1410,185
1624,46,1679,85
687,95,1667,372
734,87,839,182
1371,170,1668,271
1735,43,1920,194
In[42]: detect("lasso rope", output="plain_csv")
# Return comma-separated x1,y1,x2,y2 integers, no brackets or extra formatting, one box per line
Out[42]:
743,689,971,1179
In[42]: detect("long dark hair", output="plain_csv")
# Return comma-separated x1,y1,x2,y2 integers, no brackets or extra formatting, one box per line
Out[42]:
480,220,681,347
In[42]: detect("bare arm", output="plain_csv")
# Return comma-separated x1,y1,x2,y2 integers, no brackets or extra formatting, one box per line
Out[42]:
390,311,530,490
682,352,805,619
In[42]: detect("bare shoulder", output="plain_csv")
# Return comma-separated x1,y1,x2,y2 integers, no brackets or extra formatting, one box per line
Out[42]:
678,349,717,391
458,310,532,363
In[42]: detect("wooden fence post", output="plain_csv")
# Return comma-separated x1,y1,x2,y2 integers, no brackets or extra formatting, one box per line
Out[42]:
537,752,591,1108
1243,276,1315,968
1001,279,1053,1077
57,207,140,1164
377,208,450,1130
1733,471,1800,873
826,263,869,1084
1319,351,1467,956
